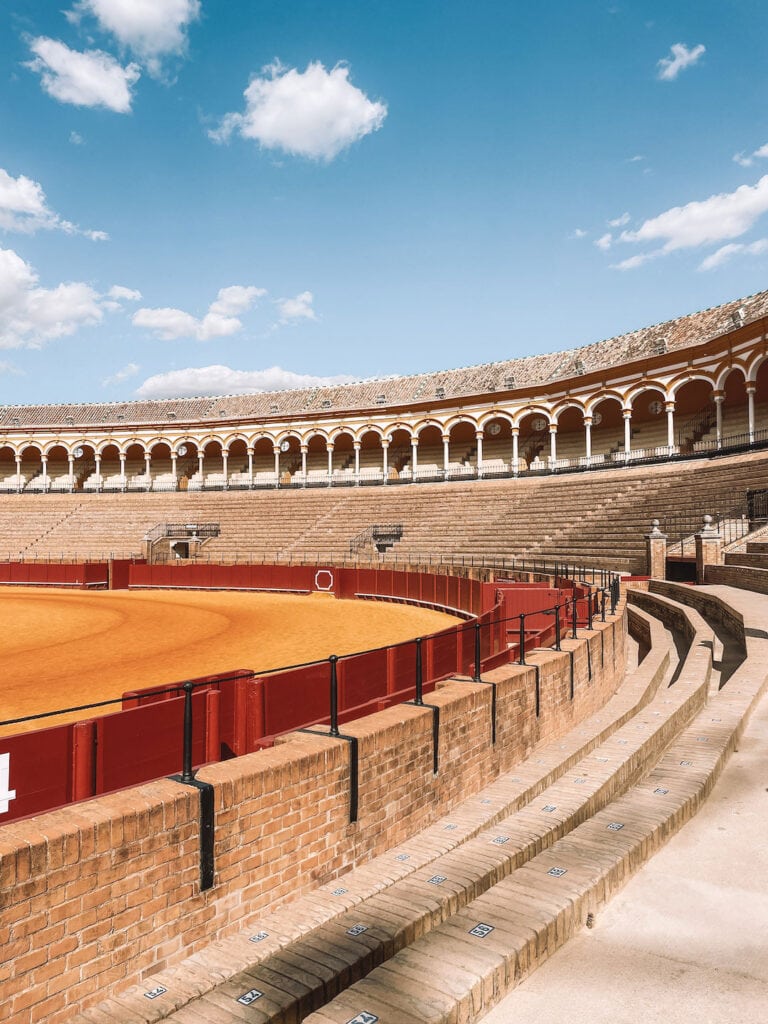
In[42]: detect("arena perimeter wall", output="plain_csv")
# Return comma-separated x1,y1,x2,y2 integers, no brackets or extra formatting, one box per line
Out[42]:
0,598,626,1024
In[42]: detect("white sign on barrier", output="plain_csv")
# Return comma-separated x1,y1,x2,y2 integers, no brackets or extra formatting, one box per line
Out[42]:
0,753,17,814
314,569,334,591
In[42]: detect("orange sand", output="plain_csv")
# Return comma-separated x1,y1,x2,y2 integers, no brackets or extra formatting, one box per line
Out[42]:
0,588,460,735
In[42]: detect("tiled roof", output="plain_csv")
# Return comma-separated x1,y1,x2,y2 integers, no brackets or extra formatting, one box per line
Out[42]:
1,290,765,429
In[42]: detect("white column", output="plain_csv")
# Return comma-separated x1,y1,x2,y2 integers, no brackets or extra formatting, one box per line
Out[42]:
584,417,592,461
549,424,557,465
476,431,484,477
327,444,334,483
171,453,178,484
623,409,632,459
747,384,756,441
273,447,281,487
382,439,389,484
222,450,228,487
301,445,308,478
94,453,101,489
353,441,361,483
442,435,450,476
119,453,126,490
68,454,75,488
14,456,21,491
198,450,204,480
144,452,151,485
512,427,519,475
665,401,675,451
714,393,724,448
247,447,254,485
41,455,48,490
410,438,418,479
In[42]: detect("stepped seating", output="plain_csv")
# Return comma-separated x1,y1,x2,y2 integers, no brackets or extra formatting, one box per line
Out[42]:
2,448,768,569
67,581,768,1024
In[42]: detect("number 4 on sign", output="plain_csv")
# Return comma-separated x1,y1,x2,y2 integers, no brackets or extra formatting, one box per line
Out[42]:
0,753,16,814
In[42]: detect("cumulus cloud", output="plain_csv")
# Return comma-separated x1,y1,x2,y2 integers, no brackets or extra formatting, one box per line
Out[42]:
102,361,140,386
26,37,140,113
108,284,141,301
594,233,612,251
0,166,107,240
68,0,200,75
132,284,266,340
619,175,768,255
276,290,317,324
211,60,387,161
612,251,661,272
135,364,356,399
569,228,587,239
733,143,768,168
0,246,114,349
657,43,705,81
608,212,630,228
699,237,768,271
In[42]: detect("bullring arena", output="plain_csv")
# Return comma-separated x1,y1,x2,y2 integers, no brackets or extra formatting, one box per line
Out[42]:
2,291,768,1024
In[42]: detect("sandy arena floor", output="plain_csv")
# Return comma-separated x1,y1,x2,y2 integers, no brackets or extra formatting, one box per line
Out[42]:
0,588,460,736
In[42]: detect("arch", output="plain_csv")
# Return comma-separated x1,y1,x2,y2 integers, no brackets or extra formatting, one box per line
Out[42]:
512,404,553,428
584,390,624,416
746,350,768,384
477,409,514,429
666,372,716,399
550,399,587,421
625,381,669,408
715,362,747,392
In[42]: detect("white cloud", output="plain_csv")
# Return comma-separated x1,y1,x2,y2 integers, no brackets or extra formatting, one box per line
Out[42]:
628,154,646,163
102,361,140,386
699,238,768,271
611,251,662,271
276,290,317,324
68,0,200,75
594,233,612,251
212,60,387,161
657,42,705,81
108,284,141,301
26,37,140,113
570,228,587,239
69,131,85,145
132,284,265,340
608,212,630,228
733,142,768,168
620,175,768,254
0,167,107,240
135,364,356,399
0,246,110,349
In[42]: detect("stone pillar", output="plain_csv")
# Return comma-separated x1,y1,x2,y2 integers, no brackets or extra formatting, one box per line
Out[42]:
353,441,361,483
68,454,75,489
381,439,389,484
222,450,229,488
511,427,519,475
665,401,675,451
410,438,418,478
623,409,632,459
171,452,177,482
119,452,126,490
584,417,592,461
247,447,254,485
714,392,724,448
695,514,723,584
94,453,101,490
548,424,557,466
442,435,450,477
476,431,484,477
645,519,667,579
327,444,334,481
301,445,308,480
41,455,48,490
273,446,281,486
747,384,756,442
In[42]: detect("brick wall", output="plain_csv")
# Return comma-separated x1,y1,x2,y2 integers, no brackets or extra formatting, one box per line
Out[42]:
0,608,625,1024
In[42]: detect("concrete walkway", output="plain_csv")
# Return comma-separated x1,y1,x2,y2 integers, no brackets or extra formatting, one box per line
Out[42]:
484,587,768,1024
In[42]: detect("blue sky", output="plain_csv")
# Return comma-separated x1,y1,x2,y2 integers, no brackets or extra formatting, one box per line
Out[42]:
1,1,768,404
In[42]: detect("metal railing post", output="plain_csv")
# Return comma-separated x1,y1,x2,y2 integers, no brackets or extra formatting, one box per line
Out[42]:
329,655,340,737
572,594,578,639
181,680,194,782
601,589,607,622
473,622,481,681
554,604,561,650
587,587,594,629
518,613,526,665
415,637,424,704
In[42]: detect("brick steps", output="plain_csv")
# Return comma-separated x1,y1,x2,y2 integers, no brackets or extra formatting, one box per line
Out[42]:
299,585,767,1023
69,594,720,1024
